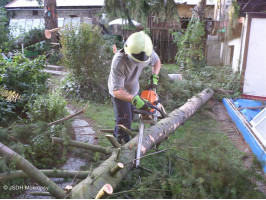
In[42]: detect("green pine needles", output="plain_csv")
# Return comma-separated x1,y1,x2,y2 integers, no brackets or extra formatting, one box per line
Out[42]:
172,19,205,71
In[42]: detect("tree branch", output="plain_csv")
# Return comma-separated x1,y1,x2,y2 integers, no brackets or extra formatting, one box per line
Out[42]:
52,137,112,154
47,104,88,126
0,142,66,198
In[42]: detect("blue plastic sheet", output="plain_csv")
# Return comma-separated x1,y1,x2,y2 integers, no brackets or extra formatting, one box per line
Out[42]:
233,99,262,121
240,109,261,121
223,98,266,173
234,99,262,108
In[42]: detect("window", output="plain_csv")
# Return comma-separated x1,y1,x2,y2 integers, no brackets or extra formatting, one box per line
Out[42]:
33,10,38,16
251,108,266,148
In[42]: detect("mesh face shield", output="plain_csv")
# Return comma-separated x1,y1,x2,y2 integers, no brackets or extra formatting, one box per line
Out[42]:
131,51,150,62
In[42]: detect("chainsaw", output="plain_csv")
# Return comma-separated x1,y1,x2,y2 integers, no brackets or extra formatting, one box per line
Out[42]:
135,89,166,168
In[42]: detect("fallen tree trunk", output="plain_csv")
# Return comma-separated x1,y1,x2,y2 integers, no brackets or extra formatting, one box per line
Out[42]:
70,88,214,198
13,28,47,49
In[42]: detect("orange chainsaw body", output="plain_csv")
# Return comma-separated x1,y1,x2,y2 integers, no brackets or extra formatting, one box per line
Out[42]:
140,90,157,112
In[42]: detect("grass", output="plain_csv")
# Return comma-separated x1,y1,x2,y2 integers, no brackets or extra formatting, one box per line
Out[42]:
113,105,265,198
78,101,265,199
162,63,180,74
84,102,115,129
83,101,140,147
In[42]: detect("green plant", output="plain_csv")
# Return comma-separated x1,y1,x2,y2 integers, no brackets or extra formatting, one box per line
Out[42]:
27,92,68,123
104,0,178,27
171,19,205,71
228,0,240,37
22,126,64,168
60,23,112,102
0,97,17,126
0,55,49,126
0,8,13,52
113,108,265,199
0,55,49,95
139,62,241,111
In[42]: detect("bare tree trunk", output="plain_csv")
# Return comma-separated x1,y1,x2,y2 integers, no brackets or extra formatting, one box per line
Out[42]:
70,89,213,199
44,0,58,43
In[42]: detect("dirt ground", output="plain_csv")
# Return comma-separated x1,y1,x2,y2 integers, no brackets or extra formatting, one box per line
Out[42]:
208,100,266,195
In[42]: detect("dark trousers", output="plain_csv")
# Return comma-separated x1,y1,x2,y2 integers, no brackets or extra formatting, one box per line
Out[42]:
112,96,134,144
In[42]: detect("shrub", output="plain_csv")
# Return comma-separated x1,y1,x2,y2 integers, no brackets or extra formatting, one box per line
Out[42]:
0,8,13,52
139,64,241,111
0,93,69,170
60,23,112,102
0,55,49,126
27,92,68,123
24,92,69,168
0,55,49,95
22,124,65,169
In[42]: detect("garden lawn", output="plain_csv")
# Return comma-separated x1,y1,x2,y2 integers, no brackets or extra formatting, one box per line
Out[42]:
82,101,265,199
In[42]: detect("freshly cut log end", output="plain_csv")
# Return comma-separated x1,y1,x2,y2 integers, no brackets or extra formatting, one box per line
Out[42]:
65,185,72,192
95,184,113,199
106,134,121,148
65,185,73,197
110,163,124,176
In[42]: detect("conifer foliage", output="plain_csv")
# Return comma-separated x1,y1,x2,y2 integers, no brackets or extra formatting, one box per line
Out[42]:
104,0,178,26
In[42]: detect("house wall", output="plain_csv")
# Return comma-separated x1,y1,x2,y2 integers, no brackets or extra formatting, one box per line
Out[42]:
12,9,98,19
9,9,99,37
177,4,215,19
206,35,221,65
227,38,241,71
242,14,266,99
240,17,248,72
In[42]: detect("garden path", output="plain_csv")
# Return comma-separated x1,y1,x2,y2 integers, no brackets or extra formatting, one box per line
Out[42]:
17,65,97,199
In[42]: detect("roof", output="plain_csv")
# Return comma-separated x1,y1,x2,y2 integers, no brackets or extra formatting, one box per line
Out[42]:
237,0,266,16
5,0,105,8
5,0,216,8
174,0,215,5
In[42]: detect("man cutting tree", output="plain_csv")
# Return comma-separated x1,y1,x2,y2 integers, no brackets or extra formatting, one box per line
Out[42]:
108,31,161,144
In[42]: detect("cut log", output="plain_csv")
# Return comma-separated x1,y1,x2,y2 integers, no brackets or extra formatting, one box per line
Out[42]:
0,169,89,182
95,184,113,199
0,142,66,199
70,89,213,198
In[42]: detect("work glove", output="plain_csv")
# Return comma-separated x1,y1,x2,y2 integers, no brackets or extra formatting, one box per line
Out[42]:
132,95,153,110
148,74,159,90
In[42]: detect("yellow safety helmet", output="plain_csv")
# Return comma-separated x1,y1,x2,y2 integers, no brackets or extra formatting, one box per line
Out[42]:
124,31,153,63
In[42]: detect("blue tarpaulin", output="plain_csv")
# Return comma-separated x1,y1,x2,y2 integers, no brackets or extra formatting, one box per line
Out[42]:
223,98,266,173
233,99,262,121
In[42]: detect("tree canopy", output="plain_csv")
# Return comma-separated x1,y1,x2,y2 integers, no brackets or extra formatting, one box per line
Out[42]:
104,0,178,26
